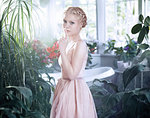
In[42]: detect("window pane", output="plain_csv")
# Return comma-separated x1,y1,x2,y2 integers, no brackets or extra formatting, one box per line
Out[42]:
79,4,96,40
88,0,96,5
79,0,87,4
65,0,72,5
146,0,150,16
106,0,138,46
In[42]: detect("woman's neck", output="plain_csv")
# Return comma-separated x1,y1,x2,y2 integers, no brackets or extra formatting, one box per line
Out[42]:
68,35,81,42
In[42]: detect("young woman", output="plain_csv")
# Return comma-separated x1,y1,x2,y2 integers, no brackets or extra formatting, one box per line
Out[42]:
50,7,97,118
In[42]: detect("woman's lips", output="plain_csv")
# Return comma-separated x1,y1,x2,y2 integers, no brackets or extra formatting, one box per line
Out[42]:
66,30,70,32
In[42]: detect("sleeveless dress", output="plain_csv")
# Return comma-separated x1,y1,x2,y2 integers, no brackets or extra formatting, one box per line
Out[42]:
50,40,97,118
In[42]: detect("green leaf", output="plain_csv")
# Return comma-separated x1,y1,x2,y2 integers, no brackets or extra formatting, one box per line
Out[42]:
123,65,144,89
139,43,149,49
101,92,124,110
0,94,29,112
121,92,138,118
90,85,107,98
6,86,32,107
146,16,150,24
93,79,119,92
6,86,32,100
138,50,150,62
136,48,141,55
131,24,142,34
137,26,146,44
0,108,17,118
133,88,150,103
139,14,144,23
145,90,150,103
9,6,17,34
145,26,149,34
144,16,150,27
144,18,149,27
26,111,45,118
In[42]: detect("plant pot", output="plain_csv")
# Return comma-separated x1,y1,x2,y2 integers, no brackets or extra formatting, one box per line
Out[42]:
117,61,131,71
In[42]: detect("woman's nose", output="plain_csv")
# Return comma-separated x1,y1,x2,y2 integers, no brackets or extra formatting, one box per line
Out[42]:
65,23,70,28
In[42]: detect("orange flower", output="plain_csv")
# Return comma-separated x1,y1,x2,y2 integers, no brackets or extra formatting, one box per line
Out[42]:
46,47,52,53
46,41,60,59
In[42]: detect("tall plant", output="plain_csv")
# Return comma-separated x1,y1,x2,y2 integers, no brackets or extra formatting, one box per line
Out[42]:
0,0,54,117
1,0,39,46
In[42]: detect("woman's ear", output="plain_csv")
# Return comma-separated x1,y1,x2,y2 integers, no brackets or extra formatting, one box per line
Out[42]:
80,23,82,29
79,20,82,29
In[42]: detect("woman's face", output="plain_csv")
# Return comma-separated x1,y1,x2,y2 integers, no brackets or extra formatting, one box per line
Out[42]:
63,13,82,37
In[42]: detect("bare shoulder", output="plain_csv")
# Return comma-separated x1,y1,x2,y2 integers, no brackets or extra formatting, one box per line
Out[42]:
75,40,87,50
72,40,87,57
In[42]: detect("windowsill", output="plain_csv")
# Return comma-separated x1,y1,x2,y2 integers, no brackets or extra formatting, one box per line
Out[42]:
91,53,101,56
90,53,116,57
100,53,116,57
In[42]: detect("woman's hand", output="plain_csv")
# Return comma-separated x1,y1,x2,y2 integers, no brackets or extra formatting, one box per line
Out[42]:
59,37,68,54
59,29,68,54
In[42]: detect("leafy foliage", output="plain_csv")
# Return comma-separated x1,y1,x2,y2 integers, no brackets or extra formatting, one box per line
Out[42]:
131,14,150,44
86,42,97,54
91,14,150,118
91,68,150,118
0,86,45,118
0,1,54,118
104,35,138,62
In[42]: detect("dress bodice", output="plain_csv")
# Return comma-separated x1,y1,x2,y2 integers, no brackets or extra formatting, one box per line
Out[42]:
58,40,88,79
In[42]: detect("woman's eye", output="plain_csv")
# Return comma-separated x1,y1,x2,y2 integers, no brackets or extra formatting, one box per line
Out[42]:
63,20,67,23
70,22,74,25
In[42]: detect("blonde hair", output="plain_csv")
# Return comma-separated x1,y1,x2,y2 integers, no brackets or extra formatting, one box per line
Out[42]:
64,7,87,28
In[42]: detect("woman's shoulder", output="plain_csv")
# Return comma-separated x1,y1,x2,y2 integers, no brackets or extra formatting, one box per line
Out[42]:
75,40,87,48
73,40,87,53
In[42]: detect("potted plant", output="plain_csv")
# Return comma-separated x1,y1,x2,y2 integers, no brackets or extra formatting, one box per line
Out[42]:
86,41,97,54
104,34,138,70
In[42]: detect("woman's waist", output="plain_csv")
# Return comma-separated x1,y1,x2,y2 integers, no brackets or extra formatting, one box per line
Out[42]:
62,73,83,79
60,76,83,81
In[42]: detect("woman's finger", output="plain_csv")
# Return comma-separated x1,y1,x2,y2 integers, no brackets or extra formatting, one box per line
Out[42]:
64,29,68,40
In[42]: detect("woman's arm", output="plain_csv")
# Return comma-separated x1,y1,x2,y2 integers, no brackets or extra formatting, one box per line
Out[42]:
60,41,87,80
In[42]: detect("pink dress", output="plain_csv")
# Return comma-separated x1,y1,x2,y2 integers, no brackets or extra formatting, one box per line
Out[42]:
50,41,97,118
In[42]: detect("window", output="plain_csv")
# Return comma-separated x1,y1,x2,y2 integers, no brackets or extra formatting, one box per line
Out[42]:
145,0,150,16
106,0,138,46
56,0,96,41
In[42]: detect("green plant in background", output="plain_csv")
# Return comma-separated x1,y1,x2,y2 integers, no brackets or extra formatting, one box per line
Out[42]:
90,64,150,118
0,0,54,118
131,14,150,67
86,50,93,69
91,14,150,118
24,40,52,68
131,14,150,44
0,25,51,118
104,35,138,62
86,41,98,69
86,42,97,54
122,34,138,62
1,0,39,47
0,86,45,118
103,39,116,54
